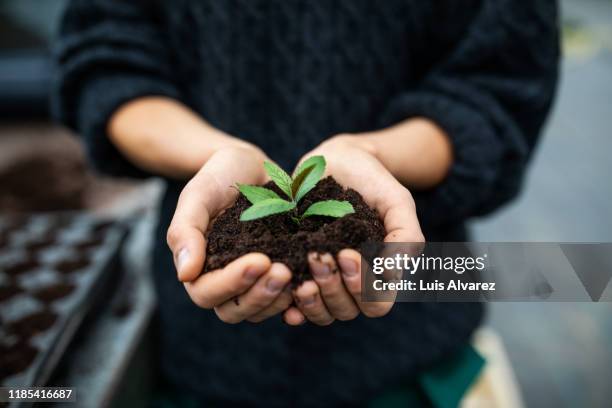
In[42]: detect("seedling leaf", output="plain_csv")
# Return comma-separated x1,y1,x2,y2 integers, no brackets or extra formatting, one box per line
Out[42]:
240,198,296,221
291,164,315,198
292,156,326,203
263,161,293,199
302,200,355,219
236,184,281,204
292,155,325,179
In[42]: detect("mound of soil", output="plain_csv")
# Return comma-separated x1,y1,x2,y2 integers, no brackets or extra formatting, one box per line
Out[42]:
0,154,87,213
205,177,385,283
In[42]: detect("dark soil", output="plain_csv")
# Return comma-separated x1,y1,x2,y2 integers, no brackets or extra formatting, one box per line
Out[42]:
24,234,56,252
205,177,385,283
54,257,90,274
0,341,38,382
4,259,41,276
0,284,22,302
73,235,104,251
0,154,87,213
7,310,57,338
33,283,76,303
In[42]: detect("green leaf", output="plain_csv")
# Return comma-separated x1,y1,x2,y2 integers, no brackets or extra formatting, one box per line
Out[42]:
291,164,316,197
292,155,325,179
302,200,355,219
236,184,281,204
240,198,296,221
263,161,293,199
292,155,326,203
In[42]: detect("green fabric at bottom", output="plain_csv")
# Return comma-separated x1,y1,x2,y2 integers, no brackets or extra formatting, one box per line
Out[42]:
369,344,485,408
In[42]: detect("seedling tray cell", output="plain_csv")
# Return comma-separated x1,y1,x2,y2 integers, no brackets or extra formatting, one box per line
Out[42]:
0,213,125,394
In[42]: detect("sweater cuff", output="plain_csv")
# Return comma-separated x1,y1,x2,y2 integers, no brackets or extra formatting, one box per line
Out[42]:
378,92,503,229
57,72,181,178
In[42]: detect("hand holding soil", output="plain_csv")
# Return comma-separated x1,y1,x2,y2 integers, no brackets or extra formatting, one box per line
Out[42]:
282,135,425,326
167,145,296,323
167,137,424,326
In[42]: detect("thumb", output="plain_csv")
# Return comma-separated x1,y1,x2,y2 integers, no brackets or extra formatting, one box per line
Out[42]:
167,172,221,281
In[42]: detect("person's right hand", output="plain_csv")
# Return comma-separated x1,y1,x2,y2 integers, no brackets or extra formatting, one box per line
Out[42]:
167,146,294,323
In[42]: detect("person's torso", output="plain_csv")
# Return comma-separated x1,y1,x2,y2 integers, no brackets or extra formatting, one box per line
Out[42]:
156,0,479,168
149,3,484,405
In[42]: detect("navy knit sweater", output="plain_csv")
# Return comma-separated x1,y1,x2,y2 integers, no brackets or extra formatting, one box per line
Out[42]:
52,1,559,406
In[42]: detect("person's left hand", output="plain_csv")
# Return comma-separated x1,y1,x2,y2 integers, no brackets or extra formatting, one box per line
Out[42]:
283,135,425,326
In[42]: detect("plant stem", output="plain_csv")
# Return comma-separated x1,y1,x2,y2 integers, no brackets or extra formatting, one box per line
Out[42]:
290,206,300,225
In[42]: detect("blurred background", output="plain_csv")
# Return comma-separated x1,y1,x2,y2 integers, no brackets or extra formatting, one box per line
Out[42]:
0,0,611,407
470,0,612,406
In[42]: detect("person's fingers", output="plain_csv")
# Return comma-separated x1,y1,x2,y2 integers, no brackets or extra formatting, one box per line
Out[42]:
283,306,306,326
167,147,268,282
248,287,294,323
167,222,207,282
308,253,359,321
336,249,361,295
378,185,425,244
337,249,395,318
377,187,425,288
184,253,270,309
167,173,228,282
293,280,334,326
214,263,292,324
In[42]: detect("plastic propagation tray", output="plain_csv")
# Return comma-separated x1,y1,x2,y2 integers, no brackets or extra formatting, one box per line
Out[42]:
0,213,125,392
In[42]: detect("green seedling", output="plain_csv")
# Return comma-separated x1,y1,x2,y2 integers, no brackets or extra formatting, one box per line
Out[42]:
237,156,354,224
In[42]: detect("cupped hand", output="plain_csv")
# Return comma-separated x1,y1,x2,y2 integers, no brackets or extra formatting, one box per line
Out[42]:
167,145,294,323
283,135,425,326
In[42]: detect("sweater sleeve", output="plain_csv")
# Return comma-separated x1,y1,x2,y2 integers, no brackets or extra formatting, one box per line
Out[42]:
379,1,560,229
51,0,181,178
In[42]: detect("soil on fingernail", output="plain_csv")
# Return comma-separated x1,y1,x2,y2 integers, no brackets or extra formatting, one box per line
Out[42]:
204,177,384,284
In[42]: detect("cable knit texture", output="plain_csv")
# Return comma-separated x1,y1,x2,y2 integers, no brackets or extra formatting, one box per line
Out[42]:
52,0,559,406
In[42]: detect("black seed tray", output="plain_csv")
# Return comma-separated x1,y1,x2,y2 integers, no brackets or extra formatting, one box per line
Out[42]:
0,213,125,393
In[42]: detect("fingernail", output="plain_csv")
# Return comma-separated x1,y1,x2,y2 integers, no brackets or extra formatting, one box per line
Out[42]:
309,253,331,278
266,278,284,293
339,258,358,277
177,248,190,275
301,295,316,306
244,268,260,283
